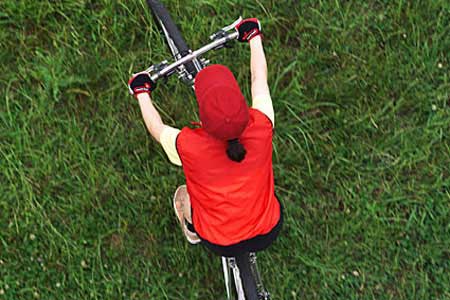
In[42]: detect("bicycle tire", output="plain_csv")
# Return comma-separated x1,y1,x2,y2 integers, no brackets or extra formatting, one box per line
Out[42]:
235,252,259,300
146,0,199,78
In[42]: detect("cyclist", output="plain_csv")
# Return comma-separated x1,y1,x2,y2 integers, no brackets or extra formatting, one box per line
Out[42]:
128,18,282,257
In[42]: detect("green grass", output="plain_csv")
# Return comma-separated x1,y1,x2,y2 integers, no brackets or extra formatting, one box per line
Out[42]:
1,0,449,299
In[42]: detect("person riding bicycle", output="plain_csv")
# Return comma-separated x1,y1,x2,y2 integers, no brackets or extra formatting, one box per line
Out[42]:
128,18,282,257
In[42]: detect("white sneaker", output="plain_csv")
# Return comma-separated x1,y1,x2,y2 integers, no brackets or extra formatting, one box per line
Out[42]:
173,185,201,245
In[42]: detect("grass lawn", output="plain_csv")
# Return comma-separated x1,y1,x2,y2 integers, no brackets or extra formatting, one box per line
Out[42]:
1,0,449,299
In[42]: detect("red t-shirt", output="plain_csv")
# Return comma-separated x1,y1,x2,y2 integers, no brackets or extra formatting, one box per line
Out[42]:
176,108,281,246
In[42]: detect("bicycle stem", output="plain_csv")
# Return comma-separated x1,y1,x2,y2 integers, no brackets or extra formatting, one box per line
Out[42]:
147,31,239,81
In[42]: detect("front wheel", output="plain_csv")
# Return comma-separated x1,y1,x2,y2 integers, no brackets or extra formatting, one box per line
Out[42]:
146,0,202,83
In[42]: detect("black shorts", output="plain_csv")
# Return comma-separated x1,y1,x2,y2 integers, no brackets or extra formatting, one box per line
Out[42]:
186,201,283,257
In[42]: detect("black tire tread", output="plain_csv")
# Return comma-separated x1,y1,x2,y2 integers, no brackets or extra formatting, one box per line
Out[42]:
146,0,198,76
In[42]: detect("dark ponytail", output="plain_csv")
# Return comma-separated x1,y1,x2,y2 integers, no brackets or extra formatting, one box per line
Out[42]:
226,139,246,162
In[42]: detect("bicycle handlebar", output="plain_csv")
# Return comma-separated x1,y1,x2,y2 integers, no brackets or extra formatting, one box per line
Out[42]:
146,31,238,81
142,17,242,83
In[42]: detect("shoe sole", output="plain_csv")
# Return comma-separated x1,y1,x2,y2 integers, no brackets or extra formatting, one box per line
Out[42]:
173,186,201,245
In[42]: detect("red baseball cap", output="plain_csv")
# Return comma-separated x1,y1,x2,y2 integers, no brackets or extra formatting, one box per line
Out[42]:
194,65,249,140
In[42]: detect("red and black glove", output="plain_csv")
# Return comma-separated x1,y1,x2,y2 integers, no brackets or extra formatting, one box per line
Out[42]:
235,18,262,43
128,72,156,98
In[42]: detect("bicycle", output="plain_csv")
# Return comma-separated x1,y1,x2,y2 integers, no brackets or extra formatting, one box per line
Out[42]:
140,1,272,299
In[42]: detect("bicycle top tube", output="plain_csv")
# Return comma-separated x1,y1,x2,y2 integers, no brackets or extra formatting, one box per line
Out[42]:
146,31,239,82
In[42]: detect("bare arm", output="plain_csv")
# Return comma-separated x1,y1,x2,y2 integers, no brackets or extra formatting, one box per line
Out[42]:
250,36,270,99
136,93,166,143
249,35,275,125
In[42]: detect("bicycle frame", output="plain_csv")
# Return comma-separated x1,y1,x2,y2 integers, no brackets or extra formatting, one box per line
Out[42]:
223,257,246,300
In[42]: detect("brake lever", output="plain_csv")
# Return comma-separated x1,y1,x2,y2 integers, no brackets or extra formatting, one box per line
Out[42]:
209,16,242,41
221,16,242,32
